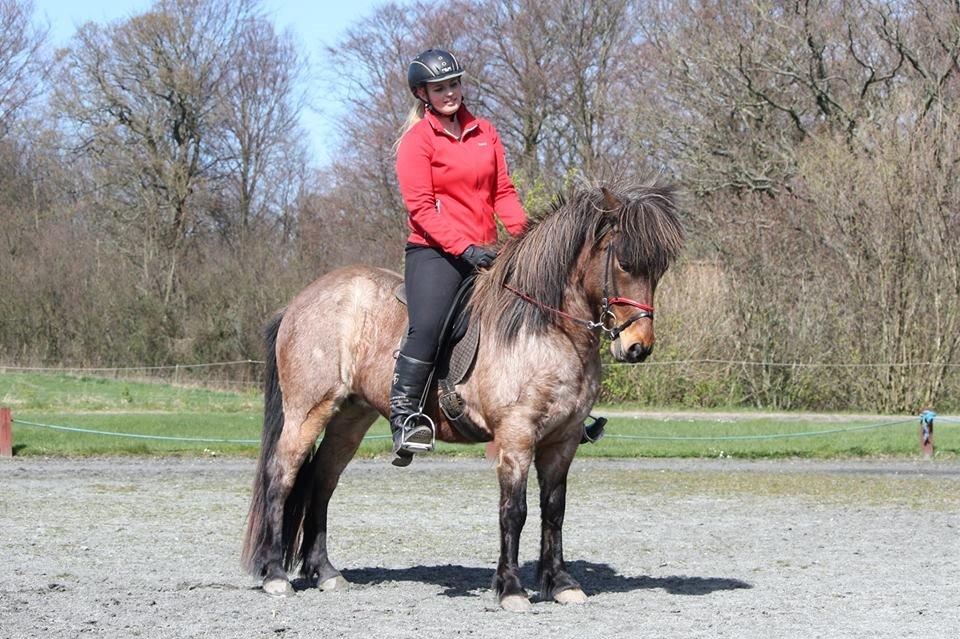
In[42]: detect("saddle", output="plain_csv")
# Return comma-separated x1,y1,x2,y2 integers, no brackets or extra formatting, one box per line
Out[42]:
394,275,490,443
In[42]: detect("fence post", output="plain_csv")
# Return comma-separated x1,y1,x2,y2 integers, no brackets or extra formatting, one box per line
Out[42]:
1,407,12,458
919,410,935,459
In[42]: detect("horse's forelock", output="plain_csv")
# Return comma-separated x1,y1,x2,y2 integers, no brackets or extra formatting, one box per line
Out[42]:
614,183,684,280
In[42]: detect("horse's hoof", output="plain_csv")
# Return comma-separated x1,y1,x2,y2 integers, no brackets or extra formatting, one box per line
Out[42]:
318,575,350,592
500,594,532,613
554,588,588,605
263,578,295,597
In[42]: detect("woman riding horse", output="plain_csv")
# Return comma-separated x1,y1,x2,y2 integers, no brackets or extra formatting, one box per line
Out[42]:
391,48,528,466
240,177,684,609
241,47,684,613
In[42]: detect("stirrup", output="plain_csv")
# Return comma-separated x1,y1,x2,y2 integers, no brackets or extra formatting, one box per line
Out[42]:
393,412,436,455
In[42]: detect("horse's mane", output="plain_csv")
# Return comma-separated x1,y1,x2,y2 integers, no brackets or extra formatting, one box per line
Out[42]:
471,179,683,343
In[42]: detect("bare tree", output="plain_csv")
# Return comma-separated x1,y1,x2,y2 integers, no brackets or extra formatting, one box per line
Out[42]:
549,0,638,175
210,17,308,248
635,0,920,195
794,91,960,411
631,0,960,410
466,0,646,186
0,1,61,360
0,0,47,137
465,0,562,179
53,0,256,305
874,0,960,117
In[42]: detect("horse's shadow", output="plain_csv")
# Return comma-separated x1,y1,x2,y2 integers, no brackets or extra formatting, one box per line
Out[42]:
332,560,752,598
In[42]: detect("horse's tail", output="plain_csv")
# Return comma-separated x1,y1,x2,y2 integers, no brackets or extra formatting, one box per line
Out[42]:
241,312,288,576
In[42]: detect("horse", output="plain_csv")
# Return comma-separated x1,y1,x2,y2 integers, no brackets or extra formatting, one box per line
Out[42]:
240,180,684,612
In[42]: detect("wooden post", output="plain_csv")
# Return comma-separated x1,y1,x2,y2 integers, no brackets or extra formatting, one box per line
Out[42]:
919,410,935,460
0,407,12,458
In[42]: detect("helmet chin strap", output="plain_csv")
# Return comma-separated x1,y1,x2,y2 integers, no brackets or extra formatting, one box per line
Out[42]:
414,86,431,112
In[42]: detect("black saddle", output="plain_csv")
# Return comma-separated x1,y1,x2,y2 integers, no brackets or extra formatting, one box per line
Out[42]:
394,275,488,442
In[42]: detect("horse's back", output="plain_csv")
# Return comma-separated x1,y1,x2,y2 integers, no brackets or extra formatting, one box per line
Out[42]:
286,264,399,309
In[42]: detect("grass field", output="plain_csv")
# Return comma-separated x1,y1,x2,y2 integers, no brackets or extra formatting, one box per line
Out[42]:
1,372,956,458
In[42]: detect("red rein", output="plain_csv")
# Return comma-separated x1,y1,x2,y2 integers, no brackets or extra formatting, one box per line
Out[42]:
502,283,654,339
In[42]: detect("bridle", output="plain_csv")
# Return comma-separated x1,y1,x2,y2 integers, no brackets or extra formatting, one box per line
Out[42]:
503,244,654,341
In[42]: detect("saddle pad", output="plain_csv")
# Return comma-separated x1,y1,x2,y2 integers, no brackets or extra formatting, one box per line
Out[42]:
444,318,480,386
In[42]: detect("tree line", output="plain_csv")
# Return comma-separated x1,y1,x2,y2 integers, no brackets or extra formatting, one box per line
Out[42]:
1,0,958,412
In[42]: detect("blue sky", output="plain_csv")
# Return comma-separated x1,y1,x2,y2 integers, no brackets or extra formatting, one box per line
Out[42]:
34,0,388,164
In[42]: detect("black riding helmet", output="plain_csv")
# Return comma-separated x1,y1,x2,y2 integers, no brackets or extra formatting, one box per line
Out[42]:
407,49,464,101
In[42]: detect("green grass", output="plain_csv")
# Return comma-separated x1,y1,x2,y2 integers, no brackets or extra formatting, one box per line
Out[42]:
0,372,259,412
581,415,958,459
1,372,956,458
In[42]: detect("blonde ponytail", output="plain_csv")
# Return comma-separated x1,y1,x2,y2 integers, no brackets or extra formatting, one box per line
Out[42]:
393,102,426,154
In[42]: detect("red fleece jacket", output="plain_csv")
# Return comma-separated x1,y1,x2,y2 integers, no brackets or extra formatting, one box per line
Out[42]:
395,106,528,256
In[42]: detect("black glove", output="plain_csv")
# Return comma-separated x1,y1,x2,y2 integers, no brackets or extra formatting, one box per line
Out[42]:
460,245,497,269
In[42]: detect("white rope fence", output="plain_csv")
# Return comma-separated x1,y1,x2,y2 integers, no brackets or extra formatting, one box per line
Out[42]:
613,359,960,368
3,358,959,373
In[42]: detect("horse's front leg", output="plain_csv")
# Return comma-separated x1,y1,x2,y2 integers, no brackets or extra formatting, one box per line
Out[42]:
535,436,587,604
493,441,533,612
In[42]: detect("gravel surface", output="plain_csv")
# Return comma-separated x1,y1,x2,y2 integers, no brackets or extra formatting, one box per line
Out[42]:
1,456,958,638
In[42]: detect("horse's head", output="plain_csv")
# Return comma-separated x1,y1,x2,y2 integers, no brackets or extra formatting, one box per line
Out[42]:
471,180,682,360
590,185,684,363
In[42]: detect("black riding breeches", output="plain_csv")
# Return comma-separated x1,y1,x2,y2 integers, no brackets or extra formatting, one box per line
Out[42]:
401,243,474,362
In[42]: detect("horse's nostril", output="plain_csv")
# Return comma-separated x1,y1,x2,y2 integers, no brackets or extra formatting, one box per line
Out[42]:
627,343,652,361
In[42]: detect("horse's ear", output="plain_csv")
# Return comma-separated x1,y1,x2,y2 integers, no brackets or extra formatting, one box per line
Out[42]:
601,186,622,211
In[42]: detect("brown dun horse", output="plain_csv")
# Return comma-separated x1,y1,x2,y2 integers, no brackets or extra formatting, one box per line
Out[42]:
241,180,683,611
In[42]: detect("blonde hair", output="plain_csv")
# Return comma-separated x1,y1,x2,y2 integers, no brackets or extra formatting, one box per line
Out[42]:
393,102,426,154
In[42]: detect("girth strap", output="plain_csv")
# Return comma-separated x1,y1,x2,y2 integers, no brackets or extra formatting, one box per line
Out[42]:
438,378,492,443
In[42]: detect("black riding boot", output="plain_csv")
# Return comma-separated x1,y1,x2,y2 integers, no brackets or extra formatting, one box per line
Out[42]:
389,353,435,467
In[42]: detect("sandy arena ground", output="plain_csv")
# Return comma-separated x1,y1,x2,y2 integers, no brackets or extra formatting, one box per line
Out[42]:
1,456,958,638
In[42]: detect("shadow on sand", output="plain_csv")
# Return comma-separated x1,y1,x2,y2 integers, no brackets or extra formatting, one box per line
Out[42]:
335,560,752,598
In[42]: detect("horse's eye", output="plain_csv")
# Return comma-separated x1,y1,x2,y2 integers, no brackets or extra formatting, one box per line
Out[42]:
616,259,631,272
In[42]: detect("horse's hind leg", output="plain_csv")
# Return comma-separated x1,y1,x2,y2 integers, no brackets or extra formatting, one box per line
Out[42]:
535,436,587,604
261,398,341,597
299,398,378,591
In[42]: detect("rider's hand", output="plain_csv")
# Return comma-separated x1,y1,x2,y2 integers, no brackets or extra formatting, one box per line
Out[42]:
460,245,497,269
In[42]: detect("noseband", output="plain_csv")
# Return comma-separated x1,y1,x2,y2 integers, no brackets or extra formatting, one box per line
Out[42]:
599,244,654,340
504,245,654,341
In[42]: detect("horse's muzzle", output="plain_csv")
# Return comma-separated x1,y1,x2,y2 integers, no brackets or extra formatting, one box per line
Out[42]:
612,340,653,363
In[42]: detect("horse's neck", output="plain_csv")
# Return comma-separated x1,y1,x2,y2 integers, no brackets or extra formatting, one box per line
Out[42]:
561,281,603,359
470,237,603,357
523,249,603,360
